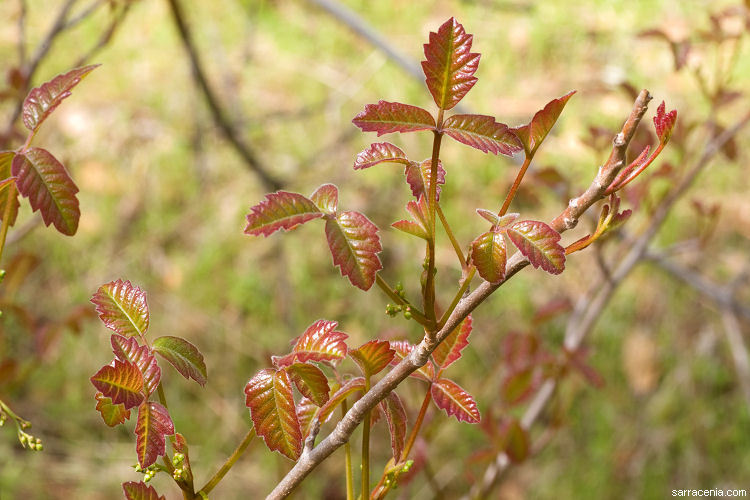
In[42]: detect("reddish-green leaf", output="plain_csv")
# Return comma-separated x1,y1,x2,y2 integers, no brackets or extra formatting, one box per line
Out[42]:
22,64,99,132
0,151,20,227
245,368,302,460
134,401,175,468
310,183,338,217
501,419,529,463
297,397,319,440
285,319,349,366
352,101,435,136
404,159,445,201
501,367,534,405
95,392,130,427
392,219,428,240
325,211,382,290
380,391,407,462
512,91,576,156
11,148,79,235
350,340,395,377
245,191,322,237
390,340,434,381
90,359,144,410
653,101,677,143
111,335,160,396
91,279,149,337
122,481,166,500
285,363,330,407
422,18,480,110
318,377,365,424
442,114,522,155
392,196,430,240
152,336,207,387
431,378,480,423
476,209,518,228
471,230,507,284
353,142,409,170
432,315,472,369
506,220,565,274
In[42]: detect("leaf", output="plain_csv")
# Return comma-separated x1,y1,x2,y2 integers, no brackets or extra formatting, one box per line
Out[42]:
282,319,349,366
422,18,480,110
318,377,365,424
95,392,131,427
390,340,434,381
404,159,446,201
501,419,529,463
297,397,320,440
90,359,144,410
476,209,518,228
380,392,407,462
506,220,565,274
432,315,472,369
152,336,207,386
501,367,534,405
122,481,166,500
285,363,330,407
512,91,576,156
90,279,149,337
245,368,302,460
134,401,175,468
0,151,20,227
470,231,507,284
11,148,79,235
350,340,395,377
310,183,338,217
22,64,99,132
325,211,382,290
392,196,431,240
352,101,435,136
244,191,322,237
442,114,522,155
392,219,428,240
653,101,677,143
431,378,480,423
111,335,160,396
353,142,409,170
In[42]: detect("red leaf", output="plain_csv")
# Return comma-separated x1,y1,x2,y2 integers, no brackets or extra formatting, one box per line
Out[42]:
91,279,149,338
390,340,434,381
284,319,349,366
431,378,480,423
476,209,518,228
95,392,130,427
111,335,160,396
512,91,576,156
285,363,330,407
11,148,79,235
134,401,175,468
353,142,409,170
653,101,677,143
318,377,365,424
22,64,99,132
245,191,322,237
352,101,435,136
442,114,522,155
245,368,302,460
380,391,407,462
506,220,565,274
152,336,207,386
90,359,144,410
471,230,507,283
422,18,480,110
325,211,382,290
432,315,472,369
349,340,395,377
122,481,166,500
404,159,445,201
310,183,338,216
0,151,20,227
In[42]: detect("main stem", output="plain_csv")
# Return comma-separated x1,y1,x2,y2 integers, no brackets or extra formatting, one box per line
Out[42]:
425,111,444,326
498,154,532,216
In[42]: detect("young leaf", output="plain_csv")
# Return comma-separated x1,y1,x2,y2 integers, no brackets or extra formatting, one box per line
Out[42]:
432,315,472,369
110,335,160,396
297,397,320,440
391,219,428,240
90,359,144,410
11,148,79,235
470,230,507,284
325,211,382,290
122,481,166,500
506,220,565,274
512,91,576,156
310,183,338,217
352,101,435,136
422,18,480,110
95,392,131,427
404,159,446,201
318,377,365,424
501,367,534,405
244,368,302,460
476,209,518,228
353,142,409,170
90,279,149,338
0,151,20,227
442,114,522,155
152,336,207,386
285,319,349,366
501,419,529,463
380,392,407,462
392,195,431,240
349,340,395,377
134,401,175,468
245,191,322,237
22,64,99,132
390,340,434,381
653,101,677,143
285,363,330,407
431,378,480,423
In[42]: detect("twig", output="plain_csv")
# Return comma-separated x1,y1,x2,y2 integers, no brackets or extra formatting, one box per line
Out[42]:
63,0,107,30
73,1,132,67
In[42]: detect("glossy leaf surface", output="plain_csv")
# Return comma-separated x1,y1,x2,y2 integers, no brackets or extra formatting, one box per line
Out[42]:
352,101,435,136
0,151,20,227
111,335,160,396
506,220,565,274
90,359,144,410
286,319,349,366
122,481,165,500
91,279,149,338
512,91,576,156
654,101,677,143
95,392,130,427
404,159,445,201
349,339,395,377
135,401,175,468
286,363,330,407
381,391,407,461
353,142,409,170
442,114,521,155
152,336,207,386
325,211,382,290
297,397,319,440
431,378,480,423
310,183,338,217
471,230,507,284
244,191,322,236
432,315,472,369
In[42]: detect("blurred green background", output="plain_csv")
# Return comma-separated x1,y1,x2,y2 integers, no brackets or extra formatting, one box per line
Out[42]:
1,0,749,498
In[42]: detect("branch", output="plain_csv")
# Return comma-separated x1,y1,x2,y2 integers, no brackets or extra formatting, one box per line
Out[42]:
73,1,132,67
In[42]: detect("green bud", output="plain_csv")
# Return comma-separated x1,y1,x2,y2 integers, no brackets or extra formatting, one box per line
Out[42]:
36,443,43,451
144,474,152,483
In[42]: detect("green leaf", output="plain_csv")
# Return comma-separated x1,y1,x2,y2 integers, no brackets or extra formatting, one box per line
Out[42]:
90,359,144,410
22,64,99,132
152,336,207,386
506,220,565,274
11,147,79,235
442,114,521,155
318,377,365,424
285,363,330,407
122,481,166,500
352,100,435,136
244,191,322,237
349,340,395,377
511,91,576,156
95,392,131,427
310,183,338,217
432,315,472,369
90,279,150,338
134,401,175,468
0,151,20,227
431,378,480,423
353,142,409,170
244,368,302,460
111,334,160,396
325,211,382,291
470,230,507,284
380,391,407,462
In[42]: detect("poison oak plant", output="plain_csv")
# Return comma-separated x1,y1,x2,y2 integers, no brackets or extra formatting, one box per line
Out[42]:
88,18,675,499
